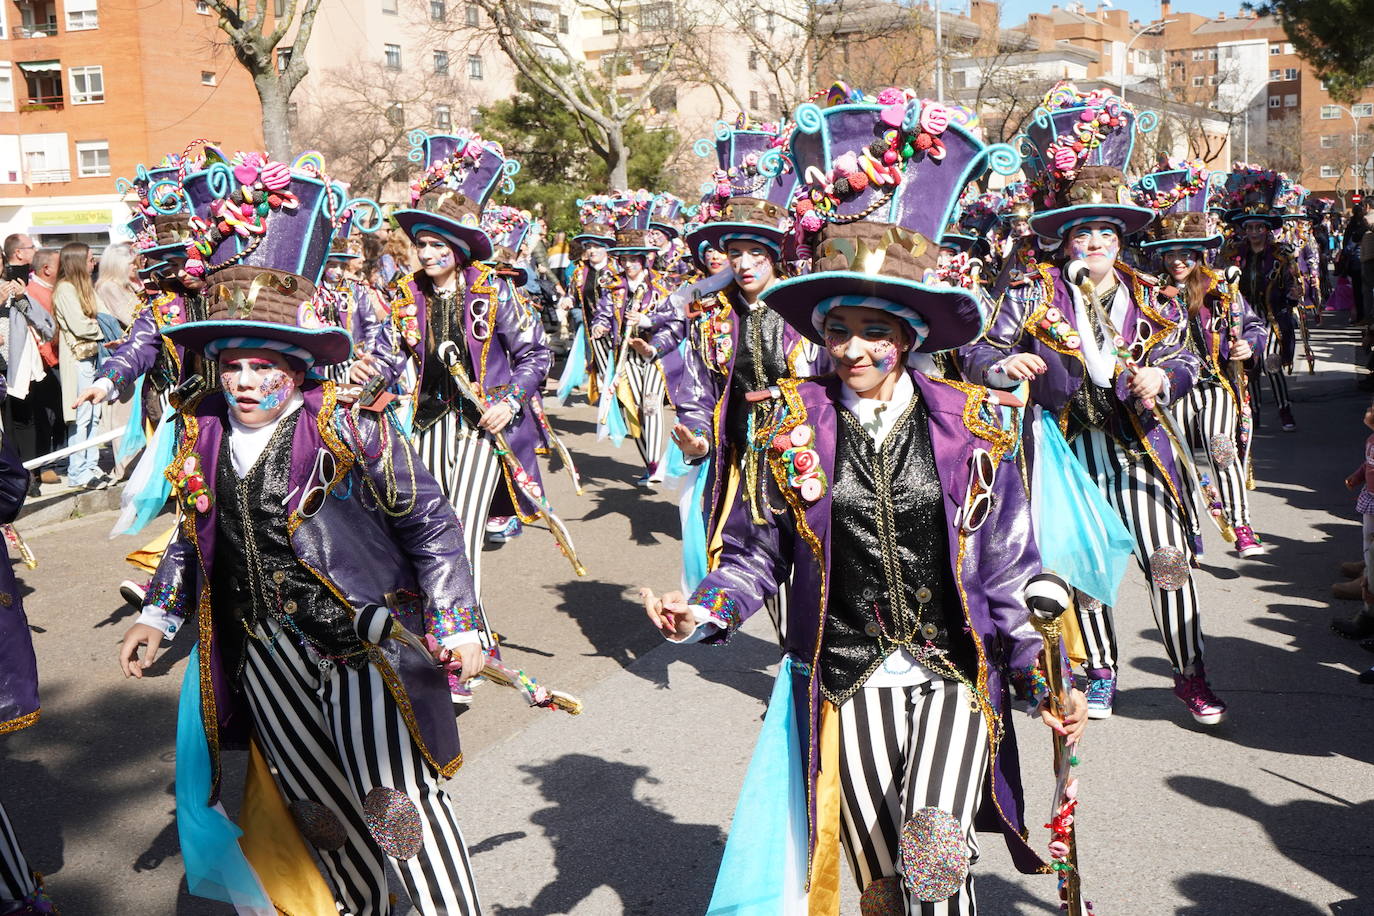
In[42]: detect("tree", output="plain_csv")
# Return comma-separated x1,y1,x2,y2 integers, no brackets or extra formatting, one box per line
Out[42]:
447,0,693,188
1246,1,1374,101
477,75,678,230
201,0,322,158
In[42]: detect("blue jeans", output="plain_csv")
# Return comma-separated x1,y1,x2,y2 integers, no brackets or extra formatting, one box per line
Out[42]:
67,358,102,485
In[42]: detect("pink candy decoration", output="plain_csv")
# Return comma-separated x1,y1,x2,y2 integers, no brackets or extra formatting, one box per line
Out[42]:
1053,147,1079,171
799,211,824,232
875,87,906,105
799,477,823,502
879,104,906,128
259,161,292,190
920,104,950,135
792,448,820,474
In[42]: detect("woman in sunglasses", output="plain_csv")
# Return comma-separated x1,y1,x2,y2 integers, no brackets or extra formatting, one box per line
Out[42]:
962,158,1228,727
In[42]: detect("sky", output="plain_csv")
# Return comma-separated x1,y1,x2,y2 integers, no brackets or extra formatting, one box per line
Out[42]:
990,0,1238,26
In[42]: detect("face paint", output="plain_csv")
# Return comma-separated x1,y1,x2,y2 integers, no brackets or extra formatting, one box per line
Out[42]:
872,339,900,374
257,370,293,411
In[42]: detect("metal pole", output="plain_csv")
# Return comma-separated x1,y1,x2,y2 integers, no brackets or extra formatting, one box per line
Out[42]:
934,0,944,103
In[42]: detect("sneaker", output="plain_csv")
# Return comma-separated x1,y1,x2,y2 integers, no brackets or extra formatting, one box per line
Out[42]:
485,516,508,534
1084,669,1117,720
1232,526,1265,558
486,517,522,543
1172,668,1227,725
119,579,147,609
633,473,655,488
1279,407,1296,431
449,671,473,705
39,469,60,484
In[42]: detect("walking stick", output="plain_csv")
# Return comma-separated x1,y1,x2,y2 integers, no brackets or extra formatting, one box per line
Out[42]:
436,341,587,576
1025,573,1094,916
2,524,36,569
528,394,583,496
1221,265,1257,491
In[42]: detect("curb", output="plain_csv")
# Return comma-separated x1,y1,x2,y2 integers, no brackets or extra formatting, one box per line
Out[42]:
16,481,126,529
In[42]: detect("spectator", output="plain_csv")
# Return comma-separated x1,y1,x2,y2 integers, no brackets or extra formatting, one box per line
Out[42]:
1361,212,1374,328
1343,206,1366,324
1,245,59,493
94,243,141,477
52,242,107,490
1335,399,1374,654
378,232,413,286
2,233,35,290
23,249,65,483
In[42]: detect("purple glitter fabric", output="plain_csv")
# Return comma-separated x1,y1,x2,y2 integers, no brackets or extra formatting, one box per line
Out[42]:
290,799,348,851
1207,434,1237,469
899,806,969,903
362,786,424,859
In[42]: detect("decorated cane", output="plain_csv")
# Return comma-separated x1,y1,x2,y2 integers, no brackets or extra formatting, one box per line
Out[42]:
435,341,587,576
1222,265,1257,489
528,394,583,496
2,523,36,570
1024,572,1094,916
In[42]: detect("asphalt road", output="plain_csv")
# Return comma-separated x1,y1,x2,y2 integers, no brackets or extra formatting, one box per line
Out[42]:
4,319,1372,914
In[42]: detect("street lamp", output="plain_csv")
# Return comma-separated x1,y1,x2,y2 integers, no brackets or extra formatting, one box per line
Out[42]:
1325,102,1366,201
1121,19,1176,107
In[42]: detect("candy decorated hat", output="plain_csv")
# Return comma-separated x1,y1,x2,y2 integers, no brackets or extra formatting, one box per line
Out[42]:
393,129,520,263
162,150,380,366
608,190,658,256
324,210,361,261
999,180,1036,223
760,87,1021,353
1276,174,1308,220
684,114,796,258
572,194,617,251
1020,82,1157,241
1131,159,1222,251
649,192,691,239
116,150,202,264
480,204,533,284
1216,163,1285,228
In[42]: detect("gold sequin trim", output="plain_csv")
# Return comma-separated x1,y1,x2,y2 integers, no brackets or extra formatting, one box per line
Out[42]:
0,709,39,735
368,647,463,778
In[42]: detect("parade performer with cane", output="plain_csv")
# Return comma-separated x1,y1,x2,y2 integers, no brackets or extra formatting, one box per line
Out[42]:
115,150,490,915
555,194,618,406
1133,159,1269,559
963,83,1227,726
643,88,1085,915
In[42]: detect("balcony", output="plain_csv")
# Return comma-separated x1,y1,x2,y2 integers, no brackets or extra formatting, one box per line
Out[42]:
19,95,64,112
19,23,58,37
28,169,71,183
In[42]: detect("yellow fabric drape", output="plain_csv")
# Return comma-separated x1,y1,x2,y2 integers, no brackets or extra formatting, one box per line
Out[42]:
807,701,843,916
124,524,175,575
239,740,338,915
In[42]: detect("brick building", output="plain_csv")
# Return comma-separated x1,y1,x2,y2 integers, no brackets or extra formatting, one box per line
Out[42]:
0,0,263,248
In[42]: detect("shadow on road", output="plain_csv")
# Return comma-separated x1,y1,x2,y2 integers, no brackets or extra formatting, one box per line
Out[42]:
492,753,724,915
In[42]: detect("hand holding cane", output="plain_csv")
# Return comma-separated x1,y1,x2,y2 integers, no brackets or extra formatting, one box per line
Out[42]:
435,341,587,576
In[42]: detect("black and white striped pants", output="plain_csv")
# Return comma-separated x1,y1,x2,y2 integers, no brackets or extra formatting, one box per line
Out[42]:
1174,381,1251,530
623,349,668,472
1256,325,1292,412
589,334,613,388
0,796,37,907
837,679,990,916
414,412,503,604
241,619,481,915
1070,428,1205,675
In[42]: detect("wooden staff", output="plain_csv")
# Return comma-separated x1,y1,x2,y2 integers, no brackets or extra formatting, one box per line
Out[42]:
436,341,587,576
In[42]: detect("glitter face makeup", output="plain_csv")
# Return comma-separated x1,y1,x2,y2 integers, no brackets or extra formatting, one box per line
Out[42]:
823,306,909,398
218,350,303,427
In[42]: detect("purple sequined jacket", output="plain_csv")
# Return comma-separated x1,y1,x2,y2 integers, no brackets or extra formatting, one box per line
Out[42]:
144,383,477,793
685,371,1049,877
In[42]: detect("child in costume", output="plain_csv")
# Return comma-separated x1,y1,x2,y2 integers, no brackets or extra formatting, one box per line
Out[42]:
117,153,487,915
644,89,1086,915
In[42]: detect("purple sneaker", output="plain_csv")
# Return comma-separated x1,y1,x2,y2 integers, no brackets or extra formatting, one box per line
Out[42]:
1232,525,1265,558
1173,667,1227,725
448,671,473,705
1084,668,1117,720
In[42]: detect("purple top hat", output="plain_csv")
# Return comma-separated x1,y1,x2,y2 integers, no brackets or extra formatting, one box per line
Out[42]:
1275,174,1308,220
117,158,196,262
1019,82,1157,240
649,192,689,239
1131,159,1221,250
480,205,532,259
687,114,797,258
609,190,657,256
761,89,1022,353
1216,164,1285,227
574,194,617,248
165,150,381,366
393,129,520,263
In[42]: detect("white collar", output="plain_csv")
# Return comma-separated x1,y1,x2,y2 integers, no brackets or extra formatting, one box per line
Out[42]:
839,372,915,450
29,276,52,290
225,391,305,477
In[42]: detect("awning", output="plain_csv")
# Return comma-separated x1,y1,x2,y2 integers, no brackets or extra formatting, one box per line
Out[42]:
16,60,61,74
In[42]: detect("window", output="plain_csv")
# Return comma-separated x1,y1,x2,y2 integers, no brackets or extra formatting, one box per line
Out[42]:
1208,48,1217,60
75,139,108,177
381,0,397,14
1285,93,1297,107
1321,165,1340,179
433,50,448,74
749,90,759,110
1192,49,1205,61
277,48,292,72
201,70,216,86
601,15,617,34
273,0,284,15
558,13,567,32
1207,74,1220,85
1269,44,1281,55
435,103,452,131
1321,135,1340,148
1355,103,1374,117
1322,105,1340,119
1192,76,1204,87
195,0,209,12
386,102,403,126
1284,42,1294,54
748,49,758,71
0,64,12,113
1269,69,1281,81
1320,79,1328,91
639,2,672,29
465,4,478,25
1268,95,1281,108
65,0,98,30
68,65,103,104
429,0,444,19
468,54,482,79
20,134,71,183
1284,67,1298,80
385,43,401,70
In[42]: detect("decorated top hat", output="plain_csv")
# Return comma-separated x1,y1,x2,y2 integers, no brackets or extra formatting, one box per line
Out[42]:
480,204,532,261
1216,164,1285,228
1131,159,1221,250
760,87,1021,353
573,194,617,249
393,129,520,263
325,211,360,262
1306,196,1332,221
118,158,198,264
999,180,1035,223
163,150,379,366
685,114,796,259
1276,174,1308,220
648,192,690,239
608,190,658,256
1020,82,1156,240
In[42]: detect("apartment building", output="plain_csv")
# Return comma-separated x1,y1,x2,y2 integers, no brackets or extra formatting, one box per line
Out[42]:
0,0,262,247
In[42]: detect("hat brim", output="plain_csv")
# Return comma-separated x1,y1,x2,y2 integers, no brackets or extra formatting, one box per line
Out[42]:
1141,233,1224,252
163,320,353,366
758,271,985,354
571,233,614,248
137,260,167,278
1030,204,1156,241
394,208,493,263
1223,211,1283,229
325,251,362,261
684,222,785,259
142,242,188,263
609,247,656,257
940,233,976,252
649,221,681,239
